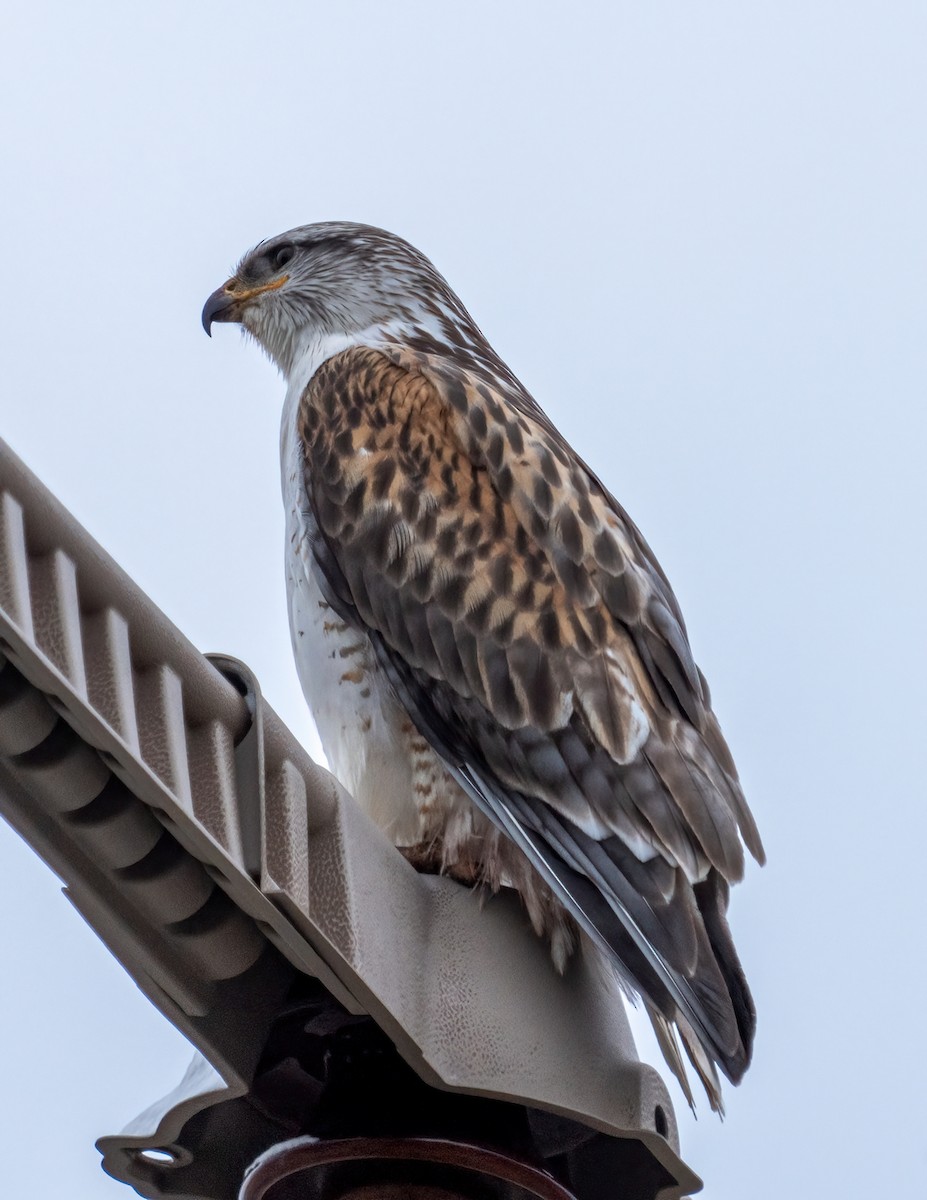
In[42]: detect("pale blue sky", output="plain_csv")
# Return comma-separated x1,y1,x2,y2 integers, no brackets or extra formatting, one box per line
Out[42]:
2,3,925,1196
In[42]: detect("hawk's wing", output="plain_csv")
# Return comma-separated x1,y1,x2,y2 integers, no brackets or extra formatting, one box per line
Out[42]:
297,344,764,1088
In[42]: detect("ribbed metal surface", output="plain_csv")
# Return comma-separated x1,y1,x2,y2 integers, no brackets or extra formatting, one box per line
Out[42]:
0,650,278,1016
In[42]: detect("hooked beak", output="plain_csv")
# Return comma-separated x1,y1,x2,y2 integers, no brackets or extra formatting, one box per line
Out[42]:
201,286,237,336
201,274,289,336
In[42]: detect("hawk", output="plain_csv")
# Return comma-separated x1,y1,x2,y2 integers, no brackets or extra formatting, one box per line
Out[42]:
202,223,764,1110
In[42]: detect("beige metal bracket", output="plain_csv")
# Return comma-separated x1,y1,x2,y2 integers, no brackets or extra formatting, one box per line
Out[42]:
0,439,700,1198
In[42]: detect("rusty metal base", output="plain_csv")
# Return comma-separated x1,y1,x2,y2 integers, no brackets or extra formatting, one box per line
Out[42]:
241,1136,577,1200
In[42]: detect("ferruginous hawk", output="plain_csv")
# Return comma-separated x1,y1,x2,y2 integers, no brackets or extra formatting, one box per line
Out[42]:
202,223,764,1110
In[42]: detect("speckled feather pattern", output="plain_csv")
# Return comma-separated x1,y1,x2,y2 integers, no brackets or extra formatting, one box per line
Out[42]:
296,343,764,1101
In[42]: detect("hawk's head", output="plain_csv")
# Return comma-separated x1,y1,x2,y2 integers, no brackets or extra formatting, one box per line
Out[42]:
202,222,479,376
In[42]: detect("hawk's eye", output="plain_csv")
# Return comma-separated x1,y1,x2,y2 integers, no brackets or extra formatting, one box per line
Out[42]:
272,245,295,271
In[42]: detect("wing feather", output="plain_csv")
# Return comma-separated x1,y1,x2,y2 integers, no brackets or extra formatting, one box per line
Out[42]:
297,345,763,1086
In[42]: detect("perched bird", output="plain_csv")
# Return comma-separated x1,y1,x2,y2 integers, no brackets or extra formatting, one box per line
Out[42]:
202,223,764,1110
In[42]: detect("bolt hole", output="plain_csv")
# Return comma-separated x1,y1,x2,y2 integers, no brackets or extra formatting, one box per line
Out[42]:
137,1147,179,1166
654,1105,668,1137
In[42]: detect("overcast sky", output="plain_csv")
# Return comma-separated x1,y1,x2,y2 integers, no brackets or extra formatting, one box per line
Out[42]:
2,3,925,1197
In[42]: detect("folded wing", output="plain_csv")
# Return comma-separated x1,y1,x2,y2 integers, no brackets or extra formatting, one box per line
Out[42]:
297,344,764,1101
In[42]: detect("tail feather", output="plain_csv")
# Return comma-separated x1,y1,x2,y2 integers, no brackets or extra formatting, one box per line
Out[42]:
483,785,756,1100
676,1013,725,1115
648,1009,698,1112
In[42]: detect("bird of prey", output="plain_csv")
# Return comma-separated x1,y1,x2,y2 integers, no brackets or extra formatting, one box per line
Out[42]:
202,222,764,1110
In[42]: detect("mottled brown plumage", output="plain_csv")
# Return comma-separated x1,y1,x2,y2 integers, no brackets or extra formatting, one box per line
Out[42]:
202,221,765,1111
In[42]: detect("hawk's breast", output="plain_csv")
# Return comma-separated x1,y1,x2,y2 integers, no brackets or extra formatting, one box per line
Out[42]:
282,383,477,847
